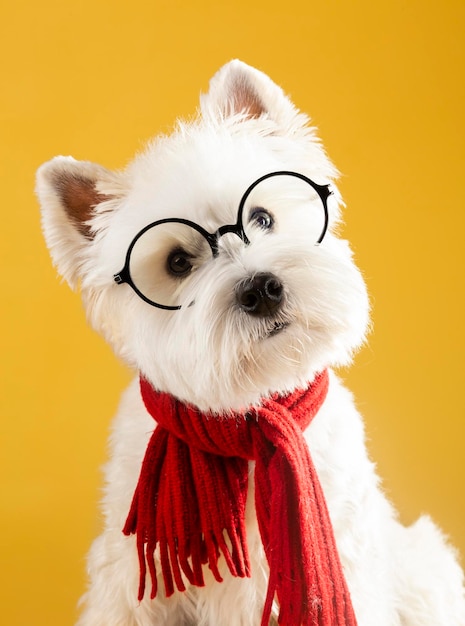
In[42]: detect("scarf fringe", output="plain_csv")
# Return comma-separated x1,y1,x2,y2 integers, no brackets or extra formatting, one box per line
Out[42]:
123,425,251,600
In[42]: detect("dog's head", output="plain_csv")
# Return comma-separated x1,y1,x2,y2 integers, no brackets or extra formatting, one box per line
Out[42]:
36,60,369,412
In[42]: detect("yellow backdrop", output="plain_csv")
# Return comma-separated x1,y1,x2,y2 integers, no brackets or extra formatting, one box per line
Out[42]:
1,1,463,624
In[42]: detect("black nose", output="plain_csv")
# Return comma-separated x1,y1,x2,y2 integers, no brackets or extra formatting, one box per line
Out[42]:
236,273,284,317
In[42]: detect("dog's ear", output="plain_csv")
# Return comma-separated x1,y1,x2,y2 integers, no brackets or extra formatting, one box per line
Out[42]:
200,59,307,132
36,156,125,288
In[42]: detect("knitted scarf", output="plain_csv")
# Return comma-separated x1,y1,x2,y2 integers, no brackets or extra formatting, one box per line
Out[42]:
123,370,357,626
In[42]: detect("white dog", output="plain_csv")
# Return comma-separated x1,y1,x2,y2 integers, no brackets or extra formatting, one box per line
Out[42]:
36,60,465,626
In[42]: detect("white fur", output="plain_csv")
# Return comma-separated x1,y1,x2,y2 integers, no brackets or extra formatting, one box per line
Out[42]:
36,60,465,625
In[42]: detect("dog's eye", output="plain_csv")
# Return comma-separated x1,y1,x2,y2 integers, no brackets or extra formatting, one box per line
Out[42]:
167,248,193,277
249,208,274,231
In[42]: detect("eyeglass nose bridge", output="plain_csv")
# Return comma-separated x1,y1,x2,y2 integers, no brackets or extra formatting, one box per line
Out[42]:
210,222,250,256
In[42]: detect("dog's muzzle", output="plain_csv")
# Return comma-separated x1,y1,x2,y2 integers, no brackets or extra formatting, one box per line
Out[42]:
236,273,283,317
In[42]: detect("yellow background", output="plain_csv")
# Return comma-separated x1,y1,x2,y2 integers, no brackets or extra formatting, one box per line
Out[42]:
1,1,464,624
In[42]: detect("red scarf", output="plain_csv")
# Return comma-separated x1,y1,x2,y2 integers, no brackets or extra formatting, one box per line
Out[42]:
123,370,357,626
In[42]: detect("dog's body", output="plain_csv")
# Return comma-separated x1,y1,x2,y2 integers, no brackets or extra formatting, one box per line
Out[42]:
37,61,465,625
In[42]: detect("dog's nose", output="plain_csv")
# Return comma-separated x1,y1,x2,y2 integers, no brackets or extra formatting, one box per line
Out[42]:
236,273,284,317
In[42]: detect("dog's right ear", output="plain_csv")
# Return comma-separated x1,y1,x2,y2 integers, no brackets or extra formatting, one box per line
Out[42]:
36,156,126,288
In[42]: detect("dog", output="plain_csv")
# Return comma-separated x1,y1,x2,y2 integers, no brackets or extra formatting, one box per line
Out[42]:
36,60,465,625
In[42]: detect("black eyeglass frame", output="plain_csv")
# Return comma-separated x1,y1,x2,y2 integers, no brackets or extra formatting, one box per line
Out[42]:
113,170,332,310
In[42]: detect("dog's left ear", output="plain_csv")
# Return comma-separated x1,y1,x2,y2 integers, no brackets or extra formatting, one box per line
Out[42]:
200,59,307,133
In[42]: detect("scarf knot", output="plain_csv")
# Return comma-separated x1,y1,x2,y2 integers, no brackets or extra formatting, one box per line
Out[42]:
123,370,357,626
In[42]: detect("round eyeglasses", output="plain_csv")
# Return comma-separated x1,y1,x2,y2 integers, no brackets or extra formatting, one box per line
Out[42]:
113,171,332,310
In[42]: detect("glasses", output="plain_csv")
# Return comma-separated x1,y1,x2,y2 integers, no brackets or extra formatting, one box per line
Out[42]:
113,171,332,310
